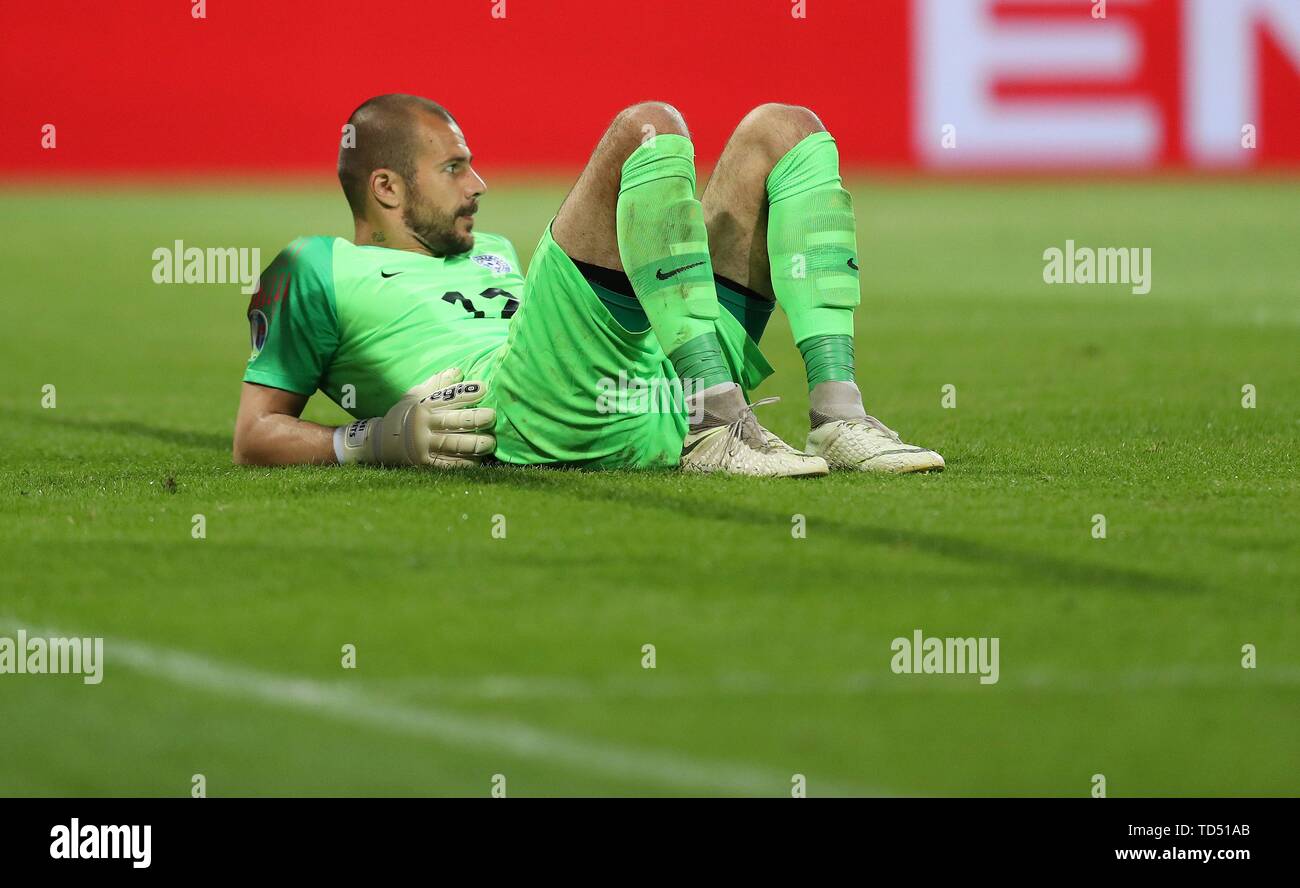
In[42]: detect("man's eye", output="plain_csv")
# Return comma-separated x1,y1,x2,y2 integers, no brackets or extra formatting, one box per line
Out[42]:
444,163,458,173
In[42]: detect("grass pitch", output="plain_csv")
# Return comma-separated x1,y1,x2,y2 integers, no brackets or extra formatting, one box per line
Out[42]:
1,177,1296,796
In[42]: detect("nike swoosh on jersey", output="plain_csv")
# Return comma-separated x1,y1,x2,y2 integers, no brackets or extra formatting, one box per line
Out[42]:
847,258,859,271
656,261,706,280
381,270,403,278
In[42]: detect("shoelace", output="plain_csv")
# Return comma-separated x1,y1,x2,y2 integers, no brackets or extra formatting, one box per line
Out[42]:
723,396,781,458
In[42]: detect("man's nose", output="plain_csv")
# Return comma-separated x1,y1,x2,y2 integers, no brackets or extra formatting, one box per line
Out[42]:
468,168,487,197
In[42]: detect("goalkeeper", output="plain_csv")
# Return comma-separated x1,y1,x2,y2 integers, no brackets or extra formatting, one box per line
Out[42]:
232,94,943,476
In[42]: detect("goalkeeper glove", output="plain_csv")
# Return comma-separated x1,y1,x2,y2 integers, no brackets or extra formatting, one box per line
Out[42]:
334,368,495,468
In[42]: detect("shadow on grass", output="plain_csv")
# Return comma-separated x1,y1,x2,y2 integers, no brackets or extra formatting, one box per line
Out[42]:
23,413,1202,595
462,466,1206,596
31,413,229,452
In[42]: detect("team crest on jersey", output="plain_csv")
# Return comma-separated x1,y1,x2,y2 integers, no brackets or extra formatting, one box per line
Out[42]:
471,253,512,275
248,309,269,355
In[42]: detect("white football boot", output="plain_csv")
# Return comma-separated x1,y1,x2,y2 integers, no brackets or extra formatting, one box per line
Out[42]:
804,381,944,474
806,415,945,473
680,383,828,478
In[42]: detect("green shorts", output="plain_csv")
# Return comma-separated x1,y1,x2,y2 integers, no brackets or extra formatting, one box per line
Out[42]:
480,222,773,468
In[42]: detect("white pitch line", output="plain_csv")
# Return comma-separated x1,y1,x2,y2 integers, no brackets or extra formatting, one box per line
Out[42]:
3,620,872,796
370,664,1300,702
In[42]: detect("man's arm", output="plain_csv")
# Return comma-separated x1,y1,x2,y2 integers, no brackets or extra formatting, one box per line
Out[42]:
232,371,496,468
233,382,335,466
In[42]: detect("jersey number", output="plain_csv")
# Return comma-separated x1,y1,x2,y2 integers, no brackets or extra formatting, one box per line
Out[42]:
441,288,519,319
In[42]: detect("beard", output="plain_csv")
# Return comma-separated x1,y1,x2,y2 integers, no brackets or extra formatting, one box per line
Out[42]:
403,187,476,256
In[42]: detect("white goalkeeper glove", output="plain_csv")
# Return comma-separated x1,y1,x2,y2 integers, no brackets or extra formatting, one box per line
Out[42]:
334,368,495,468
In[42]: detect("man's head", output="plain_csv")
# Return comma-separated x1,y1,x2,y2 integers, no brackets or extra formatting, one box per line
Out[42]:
338,94,486,256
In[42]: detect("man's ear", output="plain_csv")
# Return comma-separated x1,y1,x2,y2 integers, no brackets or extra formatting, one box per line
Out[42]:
369,169,403,210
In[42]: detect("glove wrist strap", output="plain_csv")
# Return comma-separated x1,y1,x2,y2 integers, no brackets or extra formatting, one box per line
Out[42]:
332,426,347,464
336,418,381,465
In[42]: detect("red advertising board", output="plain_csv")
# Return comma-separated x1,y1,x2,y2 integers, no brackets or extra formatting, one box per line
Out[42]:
2,0,1297,173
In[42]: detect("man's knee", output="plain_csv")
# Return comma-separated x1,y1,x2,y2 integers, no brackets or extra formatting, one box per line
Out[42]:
611,101,690,146
734,103,825,161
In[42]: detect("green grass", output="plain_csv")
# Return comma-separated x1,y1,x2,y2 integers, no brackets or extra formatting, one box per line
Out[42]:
1,178,1297,796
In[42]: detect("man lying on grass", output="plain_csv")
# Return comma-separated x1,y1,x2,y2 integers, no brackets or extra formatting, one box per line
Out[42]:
233,94,943,477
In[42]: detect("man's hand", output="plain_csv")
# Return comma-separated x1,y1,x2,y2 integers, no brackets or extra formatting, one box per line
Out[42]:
335,369,495,467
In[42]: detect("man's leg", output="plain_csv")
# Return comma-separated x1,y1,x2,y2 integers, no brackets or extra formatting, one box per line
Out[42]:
701,103,944,473
701,103,818,345
554,102,730,393
552,101,826,477
703,104,862,401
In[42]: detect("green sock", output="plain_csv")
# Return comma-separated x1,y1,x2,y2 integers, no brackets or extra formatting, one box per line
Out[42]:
617,134,732,390
766,131,861,387
669,330,730,391
798,333,856,388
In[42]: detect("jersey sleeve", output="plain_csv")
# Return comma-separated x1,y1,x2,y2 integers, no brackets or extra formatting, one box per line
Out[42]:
243,236,340,396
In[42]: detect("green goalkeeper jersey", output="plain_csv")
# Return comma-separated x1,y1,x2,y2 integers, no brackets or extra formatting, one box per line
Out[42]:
243,234,525,418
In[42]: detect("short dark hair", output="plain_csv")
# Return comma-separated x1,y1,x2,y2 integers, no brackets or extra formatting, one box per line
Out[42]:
337,94,457,216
